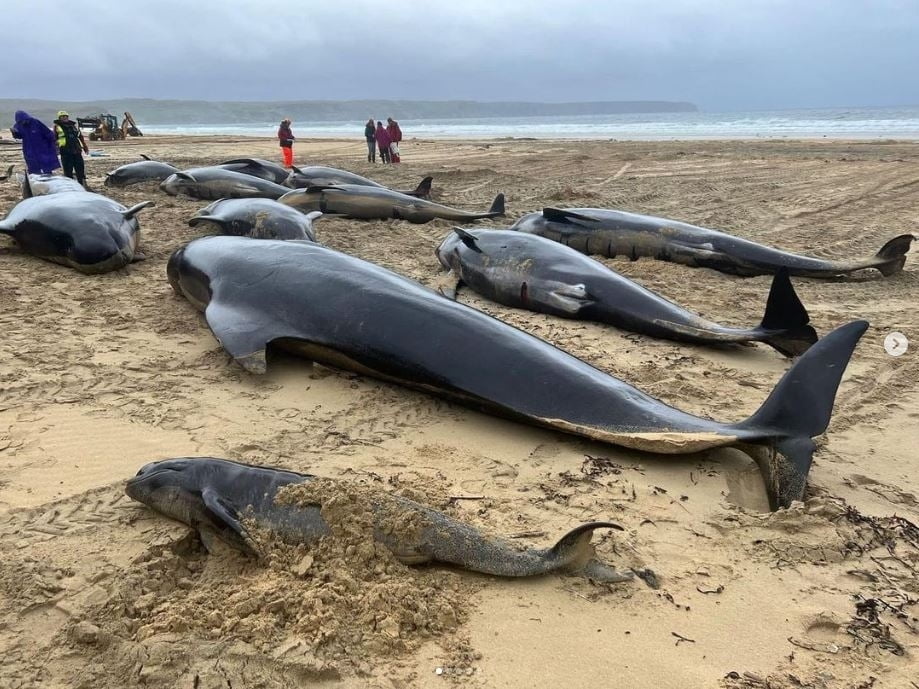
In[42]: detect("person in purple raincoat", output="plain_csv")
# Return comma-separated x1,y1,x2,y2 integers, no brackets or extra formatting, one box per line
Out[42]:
10,110,61,175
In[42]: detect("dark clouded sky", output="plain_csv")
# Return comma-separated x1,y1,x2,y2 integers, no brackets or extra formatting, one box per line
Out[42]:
4,0,918,110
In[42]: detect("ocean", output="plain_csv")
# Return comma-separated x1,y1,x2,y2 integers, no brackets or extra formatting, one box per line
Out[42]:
140,106,919,140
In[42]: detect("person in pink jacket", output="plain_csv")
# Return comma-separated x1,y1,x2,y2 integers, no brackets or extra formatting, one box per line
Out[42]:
374,121,391,164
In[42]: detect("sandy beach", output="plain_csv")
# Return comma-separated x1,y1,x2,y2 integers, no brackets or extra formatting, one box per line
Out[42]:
0,135,916,688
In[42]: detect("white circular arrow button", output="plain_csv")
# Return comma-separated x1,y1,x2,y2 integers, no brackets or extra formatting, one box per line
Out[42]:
884,331,908,357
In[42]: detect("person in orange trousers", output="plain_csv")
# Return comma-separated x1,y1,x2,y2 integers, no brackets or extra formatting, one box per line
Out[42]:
278,118,295,167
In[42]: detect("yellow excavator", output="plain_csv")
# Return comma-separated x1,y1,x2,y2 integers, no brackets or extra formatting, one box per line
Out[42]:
77,111,143,141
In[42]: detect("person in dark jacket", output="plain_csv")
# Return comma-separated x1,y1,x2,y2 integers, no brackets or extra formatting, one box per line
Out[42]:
375,121,391,164
53,111,89,187
11,110,61,175
278,119,295,168
386,117,403,163
364,118,376,162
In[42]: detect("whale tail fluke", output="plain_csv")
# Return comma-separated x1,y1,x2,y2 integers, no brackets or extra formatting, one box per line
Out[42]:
758,268,819,357
874,233,915,276
737,320,868,509
488,193,506,217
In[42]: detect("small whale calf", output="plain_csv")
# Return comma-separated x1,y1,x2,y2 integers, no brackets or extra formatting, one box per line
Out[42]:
126,457,638,583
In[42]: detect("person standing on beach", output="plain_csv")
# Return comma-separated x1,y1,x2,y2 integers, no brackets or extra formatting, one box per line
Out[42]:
375,121,391,164
386,117,403,163
53,111,89,187
364,118,377,162
10,110,60,175
278,118,295,168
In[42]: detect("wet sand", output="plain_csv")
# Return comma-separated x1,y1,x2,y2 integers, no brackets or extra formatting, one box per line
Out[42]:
0,135,916,688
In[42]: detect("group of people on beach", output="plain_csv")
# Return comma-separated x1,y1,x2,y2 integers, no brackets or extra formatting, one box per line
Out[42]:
277,116,403,168
364,118,403,164
8,109,91,187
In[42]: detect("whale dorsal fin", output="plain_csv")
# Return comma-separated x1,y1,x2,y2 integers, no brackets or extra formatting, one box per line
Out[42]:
304,184,340,193
542,207,594,224
452,228,482,253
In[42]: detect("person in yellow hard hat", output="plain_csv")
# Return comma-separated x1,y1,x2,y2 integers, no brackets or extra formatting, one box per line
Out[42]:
53,111,90,188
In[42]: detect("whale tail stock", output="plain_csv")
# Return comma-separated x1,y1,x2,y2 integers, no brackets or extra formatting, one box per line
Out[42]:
874,233,915,276
735,320,868,509
433,519,636,583
757,267,819,357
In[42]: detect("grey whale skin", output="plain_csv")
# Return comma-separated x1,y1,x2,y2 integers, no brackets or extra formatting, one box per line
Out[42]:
278,184,504,223
0,187,153,273
104,156,180,187
189,199,320,241
167,236,868,510
285,165,433,198
437,228,817,357
126,456,635,583
160,167,291,200
216,158,291,185
512,207,915,278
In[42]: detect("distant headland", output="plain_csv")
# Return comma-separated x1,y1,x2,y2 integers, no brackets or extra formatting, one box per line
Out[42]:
1,99,698,126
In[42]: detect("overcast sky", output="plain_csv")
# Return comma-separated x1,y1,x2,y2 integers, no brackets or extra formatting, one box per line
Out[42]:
3,0,918,111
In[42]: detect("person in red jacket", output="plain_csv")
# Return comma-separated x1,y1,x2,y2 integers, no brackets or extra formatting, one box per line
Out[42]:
375,121,391,164
386,117,403,163
278,118,295,167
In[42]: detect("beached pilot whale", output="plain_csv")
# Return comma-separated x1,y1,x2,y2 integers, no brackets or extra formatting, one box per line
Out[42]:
512,207,915,278
189,198,321,241
216,158,291,185
278,185,504,224
436,229,818,357
285,165,433,198
104,155,179,187
160,167,291,200
126,456,638,583
168,236,868,510
17,173,85,196
0,184,153,273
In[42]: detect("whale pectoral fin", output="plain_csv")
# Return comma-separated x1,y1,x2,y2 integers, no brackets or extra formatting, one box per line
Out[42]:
201,487,258,554
203,300,291,374
550,285,593,314
523,279,593,314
